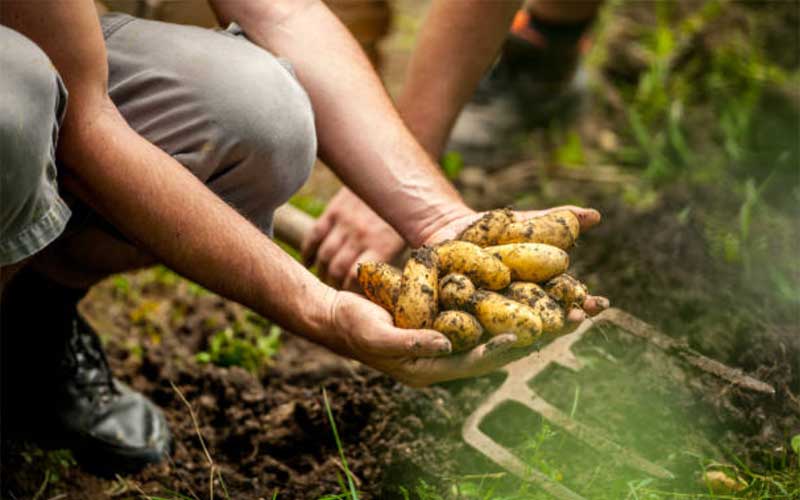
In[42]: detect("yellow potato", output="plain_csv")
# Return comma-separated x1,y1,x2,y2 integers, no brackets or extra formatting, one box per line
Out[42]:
357,262,402,312
497,209,580,249
485,243,569,283
458,208,514,247
439,273,476,310
435,240,511,290
506,282,565,333
471,291,542,347
543,274,588,310
433,310,483,352
394,247,439,329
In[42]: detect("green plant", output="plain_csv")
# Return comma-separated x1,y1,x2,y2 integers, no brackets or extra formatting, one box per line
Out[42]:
441,151,464,180
196,320,281,374
20,448,76,500
322,388,360,500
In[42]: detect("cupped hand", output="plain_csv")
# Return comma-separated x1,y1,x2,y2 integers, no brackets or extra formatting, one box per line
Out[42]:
423,205,610,329
330,291,530,387
302,188,405,291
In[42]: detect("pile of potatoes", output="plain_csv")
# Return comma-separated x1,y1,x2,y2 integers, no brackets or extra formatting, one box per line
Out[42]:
357,209,596,352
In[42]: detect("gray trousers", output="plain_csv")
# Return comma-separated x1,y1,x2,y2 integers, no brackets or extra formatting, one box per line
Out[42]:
0,14,316,266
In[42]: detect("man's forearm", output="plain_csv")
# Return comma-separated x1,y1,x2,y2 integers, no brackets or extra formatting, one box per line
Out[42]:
60,104,337,346
210,0,471,246
397,0,521,158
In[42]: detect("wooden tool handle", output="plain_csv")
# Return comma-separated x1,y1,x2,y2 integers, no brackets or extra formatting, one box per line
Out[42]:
273,204,316,250
273,203,410,267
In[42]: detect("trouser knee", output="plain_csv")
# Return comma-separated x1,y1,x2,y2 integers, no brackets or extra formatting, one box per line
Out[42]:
0,26,70,265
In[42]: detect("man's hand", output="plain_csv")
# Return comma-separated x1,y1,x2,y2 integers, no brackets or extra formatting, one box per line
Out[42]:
303,188,405,291
330,291,527,387
424,205,610,327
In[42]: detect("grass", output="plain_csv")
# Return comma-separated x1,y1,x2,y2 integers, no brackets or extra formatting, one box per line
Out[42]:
321,388,361,500
171,381,231,500
19,448,77,500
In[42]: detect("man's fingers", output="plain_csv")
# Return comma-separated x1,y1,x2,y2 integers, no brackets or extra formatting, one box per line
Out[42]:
327,238,362,289
302,215,333,265
406,333,523,385
582,295,609,316
374,327,453,358
314,227,347,283
518,206,601,232
566,307,587,324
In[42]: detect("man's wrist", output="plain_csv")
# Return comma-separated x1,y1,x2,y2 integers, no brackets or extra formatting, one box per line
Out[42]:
409,202,475,247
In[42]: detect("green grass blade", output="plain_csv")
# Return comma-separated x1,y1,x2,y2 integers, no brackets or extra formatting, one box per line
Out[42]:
323,388,359,500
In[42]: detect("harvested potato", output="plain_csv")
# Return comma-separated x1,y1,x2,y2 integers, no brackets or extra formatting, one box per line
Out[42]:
543,274,588,310
485,243,569,283
458,208,514,247
506,282,565,333
433,310,483,352
357,262,402,312
497,209,580,249
435,240,511,290
439,273,476,310
394,247,439,329
471,291,542,347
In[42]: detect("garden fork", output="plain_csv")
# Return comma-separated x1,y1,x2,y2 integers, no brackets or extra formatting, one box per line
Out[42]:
461,308,774,500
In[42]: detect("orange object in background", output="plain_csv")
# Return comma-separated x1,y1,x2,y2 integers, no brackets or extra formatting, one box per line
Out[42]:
98,0,391,69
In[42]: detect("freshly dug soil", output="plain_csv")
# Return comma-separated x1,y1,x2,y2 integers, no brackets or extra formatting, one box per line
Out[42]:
1,272,491,499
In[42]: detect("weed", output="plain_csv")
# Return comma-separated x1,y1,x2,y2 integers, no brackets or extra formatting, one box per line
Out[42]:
20,448,76,500
196,322,281,375
170,381,231,500
196,312,278,373
322,388,360,500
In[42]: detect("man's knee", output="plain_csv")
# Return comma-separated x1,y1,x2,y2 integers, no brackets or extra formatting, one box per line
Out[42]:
207,54,317,201
103,18,316,230
0,26,64,150
0,26,66,240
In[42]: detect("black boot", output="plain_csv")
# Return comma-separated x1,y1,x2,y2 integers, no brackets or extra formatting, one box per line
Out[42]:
1,270,171,472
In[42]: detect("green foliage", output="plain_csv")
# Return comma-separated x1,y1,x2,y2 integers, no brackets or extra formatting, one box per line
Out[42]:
196,315,281,374
441,151,464,180
552,128,586,168
290,193,327,218
21,448,76,500
112,275,131,298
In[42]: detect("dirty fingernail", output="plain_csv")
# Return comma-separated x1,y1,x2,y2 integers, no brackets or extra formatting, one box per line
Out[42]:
486,334,516,352
435,339,452,354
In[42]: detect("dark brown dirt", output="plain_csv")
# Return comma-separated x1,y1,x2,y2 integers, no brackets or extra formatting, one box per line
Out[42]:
1,273,488,499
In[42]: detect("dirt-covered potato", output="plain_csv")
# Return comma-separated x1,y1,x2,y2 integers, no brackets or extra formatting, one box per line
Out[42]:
543,274,588,310
394,247,439,329
439,273,476,310
458,208,514,247
497,209,580,249
435,240,511,290
506,282,565,333
357,262,402,312
433,310,483,352
485,243,569,283
471,291,542,347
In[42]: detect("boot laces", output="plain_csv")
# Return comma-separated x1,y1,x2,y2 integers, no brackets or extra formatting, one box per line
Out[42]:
62,319,119,403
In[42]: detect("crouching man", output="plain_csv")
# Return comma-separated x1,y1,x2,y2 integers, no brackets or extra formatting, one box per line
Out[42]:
0,0,602,472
